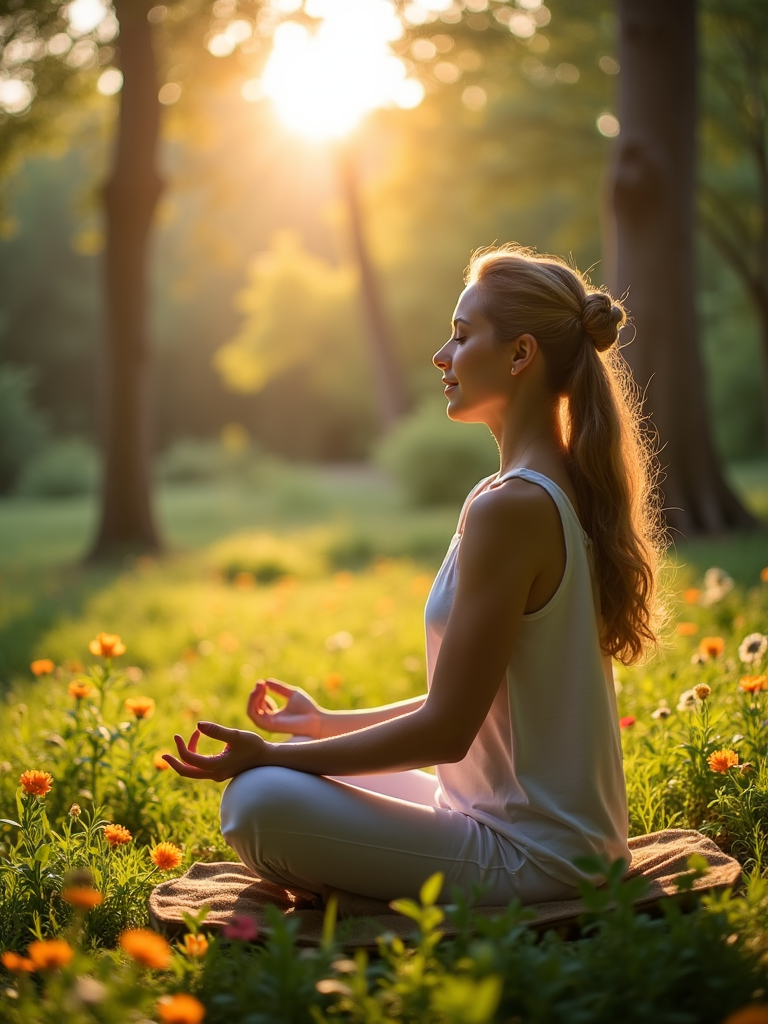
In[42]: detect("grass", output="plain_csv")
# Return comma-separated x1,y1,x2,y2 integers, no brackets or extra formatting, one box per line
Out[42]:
1,459,768,1021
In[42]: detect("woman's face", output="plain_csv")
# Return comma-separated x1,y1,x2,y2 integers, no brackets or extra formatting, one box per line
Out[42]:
433,283,513,424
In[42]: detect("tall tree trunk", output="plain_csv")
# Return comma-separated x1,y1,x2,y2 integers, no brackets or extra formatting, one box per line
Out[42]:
88,0,162,560
335,140,408,432
607,0,755,535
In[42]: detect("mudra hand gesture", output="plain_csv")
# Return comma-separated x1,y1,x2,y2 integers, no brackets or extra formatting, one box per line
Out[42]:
163,678,319,780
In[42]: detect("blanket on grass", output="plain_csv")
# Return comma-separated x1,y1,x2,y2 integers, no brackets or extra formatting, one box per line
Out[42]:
148,828,742,948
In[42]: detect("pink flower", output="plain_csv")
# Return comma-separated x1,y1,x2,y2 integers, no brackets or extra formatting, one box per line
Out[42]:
222,914,258,942
619,715,636,729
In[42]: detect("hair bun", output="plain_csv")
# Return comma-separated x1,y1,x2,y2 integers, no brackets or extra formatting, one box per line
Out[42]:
581,292,625,352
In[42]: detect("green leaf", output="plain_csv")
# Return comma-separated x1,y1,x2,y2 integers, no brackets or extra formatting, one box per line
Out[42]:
390,898,422,923
322,895,337,950
34,844,51,866
468,975,503,1023
0,819,21,828
420,872,444,907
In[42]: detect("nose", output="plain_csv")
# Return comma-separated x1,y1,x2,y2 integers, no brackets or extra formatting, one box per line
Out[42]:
433,342,450,370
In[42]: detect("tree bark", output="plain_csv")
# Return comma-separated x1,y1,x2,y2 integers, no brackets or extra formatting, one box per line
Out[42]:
335,140,408,432
606,0,756,535
88,0,162,559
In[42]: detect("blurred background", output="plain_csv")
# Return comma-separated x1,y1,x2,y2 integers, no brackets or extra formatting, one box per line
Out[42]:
0,0,766,566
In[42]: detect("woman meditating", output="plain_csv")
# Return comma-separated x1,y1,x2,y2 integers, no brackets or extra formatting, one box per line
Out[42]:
165,245,662,910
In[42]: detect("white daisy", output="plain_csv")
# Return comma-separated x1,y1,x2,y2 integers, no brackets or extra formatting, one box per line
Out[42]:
738,633,767,665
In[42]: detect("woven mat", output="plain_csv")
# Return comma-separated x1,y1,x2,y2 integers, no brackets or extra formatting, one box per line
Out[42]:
149,828,742,948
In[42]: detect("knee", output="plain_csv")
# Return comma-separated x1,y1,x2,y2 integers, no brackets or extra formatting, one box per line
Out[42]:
220,766,307,845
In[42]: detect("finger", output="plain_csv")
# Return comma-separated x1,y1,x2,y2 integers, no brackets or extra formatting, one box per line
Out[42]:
174,733,228,768
188,728,201,754
264,678,295,697
249,680,267,713
197,720,239,743
162,754,217,780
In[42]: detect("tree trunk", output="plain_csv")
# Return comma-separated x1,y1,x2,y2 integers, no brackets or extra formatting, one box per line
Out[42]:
335,140,408,432
88,0,162,560
607,0,756,535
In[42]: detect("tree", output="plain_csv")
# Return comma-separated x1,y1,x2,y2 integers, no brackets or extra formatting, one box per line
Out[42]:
606,0,754,534
699,0,768,452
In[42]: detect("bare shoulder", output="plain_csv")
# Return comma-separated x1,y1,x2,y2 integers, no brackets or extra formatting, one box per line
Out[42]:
463,476,560,545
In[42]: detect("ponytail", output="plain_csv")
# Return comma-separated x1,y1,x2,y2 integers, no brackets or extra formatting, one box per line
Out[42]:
466,244,665,664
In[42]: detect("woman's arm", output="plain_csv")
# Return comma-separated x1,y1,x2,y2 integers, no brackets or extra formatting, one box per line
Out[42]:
166,481,560,781
247,678,426,740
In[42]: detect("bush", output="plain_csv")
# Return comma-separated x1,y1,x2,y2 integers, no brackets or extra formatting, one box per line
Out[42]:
376,402,498,506
15,437,98,497
0,365,48,494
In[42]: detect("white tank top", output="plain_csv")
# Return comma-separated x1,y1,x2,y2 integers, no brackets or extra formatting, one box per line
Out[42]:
425,468,631,885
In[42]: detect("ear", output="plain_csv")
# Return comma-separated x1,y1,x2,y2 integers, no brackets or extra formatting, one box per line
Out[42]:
509,333,538,376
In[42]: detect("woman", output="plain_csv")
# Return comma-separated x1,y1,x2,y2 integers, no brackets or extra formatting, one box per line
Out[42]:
165,245,663,910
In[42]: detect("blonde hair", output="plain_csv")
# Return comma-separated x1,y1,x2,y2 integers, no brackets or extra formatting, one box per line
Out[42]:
466,244,665,664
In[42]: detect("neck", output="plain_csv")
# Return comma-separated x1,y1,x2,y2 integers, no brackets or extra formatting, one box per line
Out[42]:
489,400,561,477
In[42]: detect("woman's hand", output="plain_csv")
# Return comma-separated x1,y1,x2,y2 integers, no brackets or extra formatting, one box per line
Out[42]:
247,678,323,740
163,721,268,781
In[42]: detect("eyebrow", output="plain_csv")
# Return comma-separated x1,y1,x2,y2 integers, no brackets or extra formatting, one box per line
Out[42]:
451,317,471,328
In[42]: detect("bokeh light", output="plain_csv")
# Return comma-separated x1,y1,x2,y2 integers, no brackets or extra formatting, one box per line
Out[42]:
597,112,620,137
66,0,108,35
260,1,425,139
97,68,123,96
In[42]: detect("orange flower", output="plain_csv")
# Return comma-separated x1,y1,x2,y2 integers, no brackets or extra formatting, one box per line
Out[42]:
19,769,53,797
154,750,172,770
234,571,255,589
698,636,725,660
181,933,208,957
676,622,698,637
324,672,343,693
30,659,55,676
104,823,132,847
760,567,768,583
740,675,768,694
27,939,74,971
722,1005,768,1024
119,929,172,969
62,887,103,910
157,993,206,1024
68,679,93,700
124,696,155,720
89,633,126,658
707,748,739,773
683,587,701,604
1,950,34,973
151,842,183,871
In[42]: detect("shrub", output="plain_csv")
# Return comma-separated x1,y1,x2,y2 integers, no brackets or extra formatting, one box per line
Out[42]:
376,402,498,506
15,437,98,497
0,365,48,494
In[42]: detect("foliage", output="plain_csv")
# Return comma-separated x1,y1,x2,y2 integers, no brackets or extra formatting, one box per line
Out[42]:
376,401,498,506
0,364,48,494
15,437,99,497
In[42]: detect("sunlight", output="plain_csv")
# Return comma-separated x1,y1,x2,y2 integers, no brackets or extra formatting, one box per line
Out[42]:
261,0,424,140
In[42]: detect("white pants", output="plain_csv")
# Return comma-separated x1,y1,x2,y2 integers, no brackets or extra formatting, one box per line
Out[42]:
220,767,579,906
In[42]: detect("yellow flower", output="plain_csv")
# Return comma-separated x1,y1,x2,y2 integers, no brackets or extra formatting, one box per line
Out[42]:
89,632,126,658
104,823,132,847
740,675,768,694
707,748,739,773
698,636,725,660
1,951,34,973
27,939,74,971
181,933,208,957
151,842,183,871
124,696,155,720
19,769,53,797
157,993,206,1024
68,679,93,700
62,887,103,910
30,659,55,676
119,929,172,969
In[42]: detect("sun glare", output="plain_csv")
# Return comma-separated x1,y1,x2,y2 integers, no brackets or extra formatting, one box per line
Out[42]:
261,0,425,140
